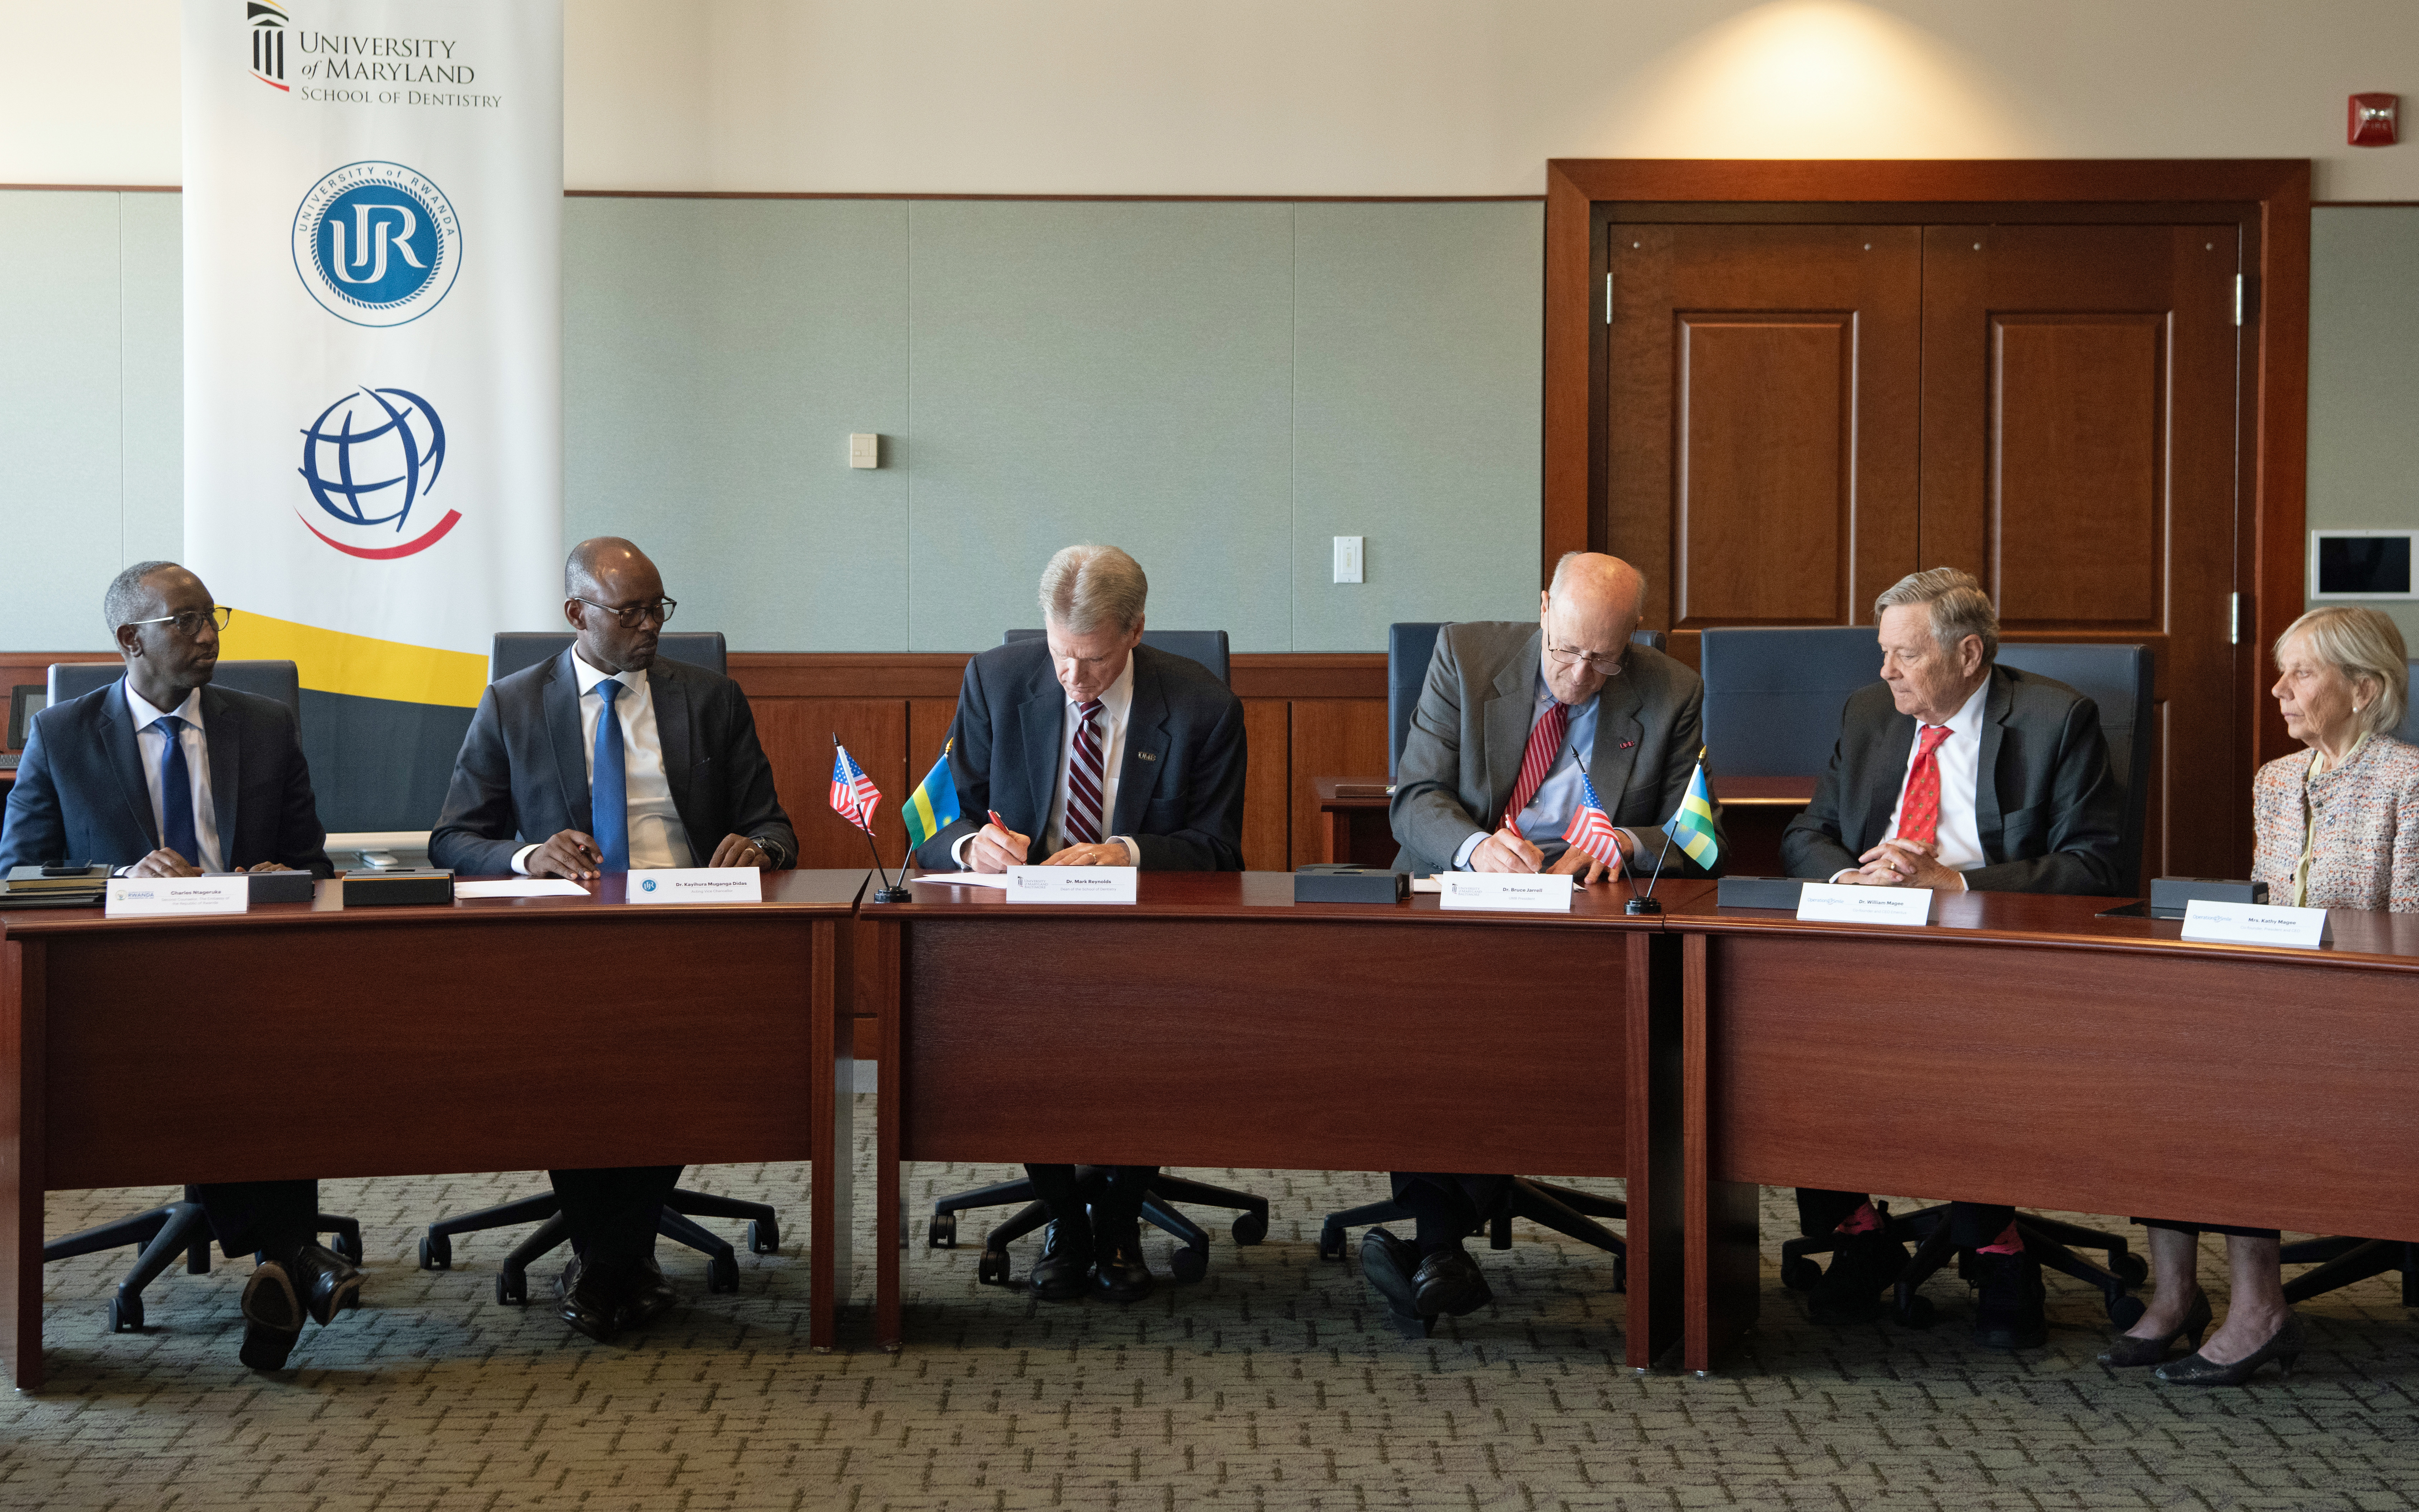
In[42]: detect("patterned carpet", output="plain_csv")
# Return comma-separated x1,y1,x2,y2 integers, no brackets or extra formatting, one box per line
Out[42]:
4,1096,2413,1511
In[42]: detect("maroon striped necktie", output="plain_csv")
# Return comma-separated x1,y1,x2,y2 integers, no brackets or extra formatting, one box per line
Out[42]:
1499,700,1569,829
1064,698,1107,845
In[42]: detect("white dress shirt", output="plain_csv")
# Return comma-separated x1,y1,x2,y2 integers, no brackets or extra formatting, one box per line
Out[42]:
1452,669,1608,871
1833,676,1989,883
513,650,695,873
124,680,224,872
954,653,1142,867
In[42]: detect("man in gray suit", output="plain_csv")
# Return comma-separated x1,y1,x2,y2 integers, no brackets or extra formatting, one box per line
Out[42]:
1365,551,1723,1332
1781,566,2124,1351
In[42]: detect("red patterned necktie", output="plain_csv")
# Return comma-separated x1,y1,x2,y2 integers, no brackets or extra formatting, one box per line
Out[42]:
1897,724,1955,845
1064,698,1107,845
1499,700,1570,830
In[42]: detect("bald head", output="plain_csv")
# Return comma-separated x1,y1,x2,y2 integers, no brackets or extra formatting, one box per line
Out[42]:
561,536,670,674
566,536,656,599
1538,552,1647,705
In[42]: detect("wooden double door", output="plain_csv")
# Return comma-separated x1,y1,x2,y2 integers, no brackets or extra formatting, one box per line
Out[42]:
1603,219,2246,879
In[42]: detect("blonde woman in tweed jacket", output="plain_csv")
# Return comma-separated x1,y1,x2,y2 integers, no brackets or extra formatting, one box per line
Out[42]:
2106,605,2419,1387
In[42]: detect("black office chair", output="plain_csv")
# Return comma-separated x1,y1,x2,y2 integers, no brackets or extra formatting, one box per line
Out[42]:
1315,621,1662,1293
413,629,779,1304
924,630,1273,1286
1700,627,1881,778
1774,640,2160,1329
38,660,365,1334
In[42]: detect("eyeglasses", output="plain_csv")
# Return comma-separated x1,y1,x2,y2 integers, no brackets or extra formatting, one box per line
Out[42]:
123,606,233,638
1543,633,1625,677
572,597,678,629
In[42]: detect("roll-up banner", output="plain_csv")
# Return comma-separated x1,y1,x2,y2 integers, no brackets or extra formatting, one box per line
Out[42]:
183,0,562,831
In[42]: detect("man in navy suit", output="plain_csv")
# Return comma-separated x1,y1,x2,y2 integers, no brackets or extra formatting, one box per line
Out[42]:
430,536,796,1343
1,561,356,1371
910,543,1247,1303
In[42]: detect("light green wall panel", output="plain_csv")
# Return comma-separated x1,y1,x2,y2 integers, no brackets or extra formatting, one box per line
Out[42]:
120,192,183,573
1292,202,1543,649
2308,206,2419,651
903,201,1298,652
564,197,912,650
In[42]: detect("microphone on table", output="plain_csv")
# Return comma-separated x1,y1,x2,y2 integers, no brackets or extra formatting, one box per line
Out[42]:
1624,824,1678,915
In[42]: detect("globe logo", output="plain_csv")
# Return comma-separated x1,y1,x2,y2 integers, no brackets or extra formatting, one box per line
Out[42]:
294,387,465,561
641,878,658,892
291,161,462,327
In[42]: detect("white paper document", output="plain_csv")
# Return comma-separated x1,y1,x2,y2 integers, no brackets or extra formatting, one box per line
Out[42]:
911,871,1012,889
1796,883,1933,926
2181,898,2330,948
625,868,764,904
453,879,590,899
106,875,250,918
1436,873,1574,913
1006,866,1139,903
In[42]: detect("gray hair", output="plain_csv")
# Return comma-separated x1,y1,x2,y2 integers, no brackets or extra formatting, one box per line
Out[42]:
1874,567,1998,664
1039,544,1148,635
2276,605,2408,739
103,560,181,634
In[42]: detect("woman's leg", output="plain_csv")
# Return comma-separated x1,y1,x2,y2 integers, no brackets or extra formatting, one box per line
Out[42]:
2123,1224,2205,1339
2197,1233,2289,1364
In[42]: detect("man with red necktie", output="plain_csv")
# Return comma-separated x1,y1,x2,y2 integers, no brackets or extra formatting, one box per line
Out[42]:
1373,552,1725,1332
1782,567,2125,1349
913,543,1247,1304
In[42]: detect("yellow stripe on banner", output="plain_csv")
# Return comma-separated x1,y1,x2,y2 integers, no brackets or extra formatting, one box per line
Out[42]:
219,608,490,709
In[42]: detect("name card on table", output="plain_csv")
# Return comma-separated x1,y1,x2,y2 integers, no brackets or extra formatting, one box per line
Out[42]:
1437,872,1574,913
626,868,764,904
105,874,250,918
1796,883,1933,926
2181,898,2330,948
1005,866,1139,903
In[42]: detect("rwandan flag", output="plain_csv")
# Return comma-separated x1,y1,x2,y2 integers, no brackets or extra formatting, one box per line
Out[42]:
1661,748,1720,869
903,739,962,852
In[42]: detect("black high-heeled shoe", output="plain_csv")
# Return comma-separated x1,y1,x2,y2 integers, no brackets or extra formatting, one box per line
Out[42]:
2155,1311,2306,1386
2098,1292,2212,1367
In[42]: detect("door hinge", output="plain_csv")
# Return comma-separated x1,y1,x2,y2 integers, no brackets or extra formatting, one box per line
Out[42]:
2229,591,2243,645
1605,270,1614,325
2233,274,2245,327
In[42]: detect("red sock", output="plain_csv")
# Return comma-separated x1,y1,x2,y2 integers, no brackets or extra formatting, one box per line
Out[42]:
1977,1221,2023,1255
1833,1201,1882,1236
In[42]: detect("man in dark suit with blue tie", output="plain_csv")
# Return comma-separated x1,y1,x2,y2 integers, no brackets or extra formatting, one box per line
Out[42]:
910,543,1248,1303
1,561,357,1371
430,536,796,1342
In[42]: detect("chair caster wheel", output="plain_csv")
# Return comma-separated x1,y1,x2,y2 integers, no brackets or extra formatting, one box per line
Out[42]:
419,1234,452,1271
1612,1255,1629,1295
707,1253,740,1293
748,1219,780,1255
2113,1253,2149,1287
929,1212,957,1249
497,1272,527,1306
1232,1211,1268,1246
2107,1293,2147,1330
1169,1247,1208,1283
330,1229,364,1265
1781,1256,1822,1293
1892,1293,1936,1329
976,1250,1010,1286
109,1295,143,1334
1318,1222,1347,1262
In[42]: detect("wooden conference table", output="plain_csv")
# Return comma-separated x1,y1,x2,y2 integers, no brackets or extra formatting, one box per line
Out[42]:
0,868,866,1390
860,871,1716,1365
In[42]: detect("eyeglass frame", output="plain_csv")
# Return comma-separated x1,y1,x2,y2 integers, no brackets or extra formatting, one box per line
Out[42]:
121,606,234,638
569,596,679,629
1542,629,1627,677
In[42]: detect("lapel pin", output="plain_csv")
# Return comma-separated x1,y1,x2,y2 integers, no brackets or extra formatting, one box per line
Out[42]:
1137,751,1157,761
1619,739,1636,749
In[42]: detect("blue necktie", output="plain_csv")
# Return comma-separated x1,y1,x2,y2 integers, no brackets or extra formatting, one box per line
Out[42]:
157,715,200,866
592,679,629,872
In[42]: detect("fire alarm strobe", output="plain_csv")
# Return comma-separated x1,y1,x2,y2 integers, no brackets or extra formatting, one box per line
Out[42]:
2350,93,2399,147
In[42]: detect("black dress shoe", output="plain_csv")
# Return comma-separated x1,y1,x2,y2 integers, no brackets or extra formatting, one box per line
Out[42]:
1412,1246,1492,1318
238,1262,304,1371
1092,1218,1155,1303
289,1242,365,1327
1807,1228,1907,1325
1029,1220,1093,1302
2100,1292,2212,1367
618,1255,679,1330
1971,1249,2048,1350
2156,1311,2305,1386
557,1255,625,1343
1358,1227,1431,1336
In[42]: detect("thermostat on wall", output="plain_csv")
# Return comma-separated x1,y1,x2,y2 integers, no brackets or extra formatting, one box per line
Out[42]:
2310,531,2419,600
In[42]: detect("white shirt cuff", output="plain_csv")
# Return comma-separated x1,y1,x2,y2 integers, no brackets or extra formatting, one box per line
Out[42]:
1828,868,1857,883
1452,830,1487,870
511,843,539,875
1110,836,1141,867
950,831,976,869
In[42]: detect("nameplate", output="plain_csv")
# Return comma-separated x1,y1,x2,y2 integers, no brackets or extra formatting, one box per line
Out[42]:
1796,883,1933,926
2181,898,2329,948
105,874,250,918
1437,872,1574,913
625,868,763,904
1005,866,1139,903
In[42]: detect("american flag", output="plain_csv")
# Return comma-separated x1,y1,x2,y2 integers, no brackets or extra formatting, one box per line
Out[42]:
1562,770,1625,871
830,743,884,835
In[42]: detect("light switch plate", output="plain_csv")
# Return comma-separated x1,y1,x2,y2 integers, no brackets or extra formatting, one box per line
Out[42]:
848,433,880,469
1333,535,1364,584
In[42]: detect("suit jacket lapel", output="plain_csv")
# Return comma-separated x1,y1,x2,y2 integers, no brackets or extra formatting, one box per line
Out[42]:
1014,668,1064,835
649,661,695,817
1974,666,2013,855
1481,631,1541,822
542,650,593,834
1856,702,1918,851
1587,671,1644,819
100,680,161,850
202,687,241,861
1114,653,1170,834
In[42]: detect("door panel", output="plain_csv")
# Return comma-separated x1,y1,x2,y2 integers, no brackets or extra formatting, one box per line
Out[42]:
1679,317,1853,622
